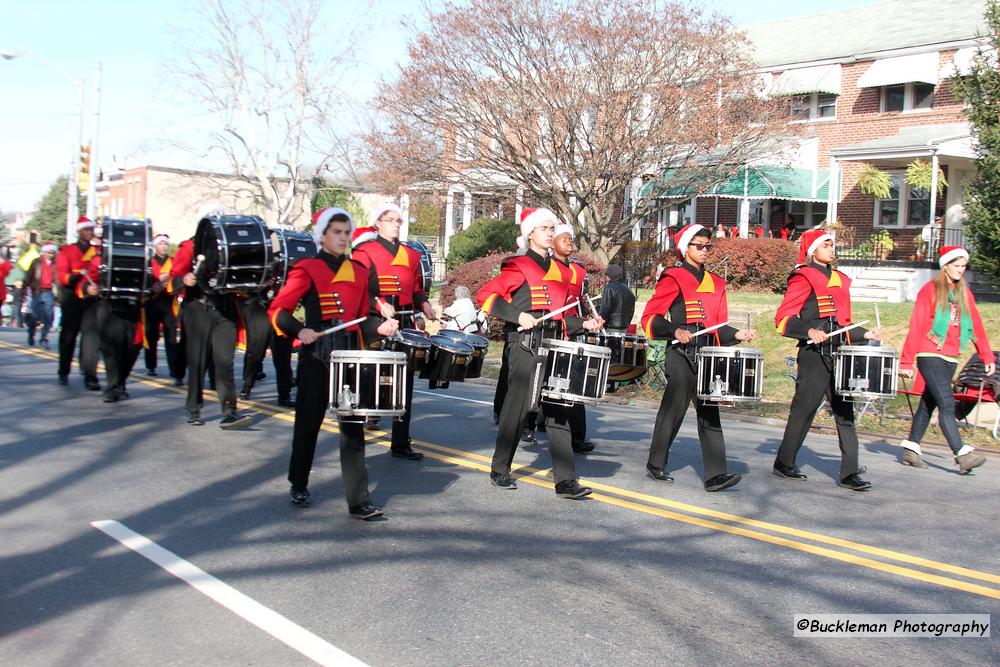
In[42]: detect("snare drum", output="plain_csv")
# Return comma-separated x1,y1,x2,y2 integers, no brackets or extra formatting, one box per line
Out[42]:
571,331,607,347
606,332,648,381
383,329,432,374
99,217,152,300
833,345,899,402
194,214,273,293
328,350,408,418
538,338,611,406
269,228,315,295
695,346,764,405
420,335,474,389
435,329,489,379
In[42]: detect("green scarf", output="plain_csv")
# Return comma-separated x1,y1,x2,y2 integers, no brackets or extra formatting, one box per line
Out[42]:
929,287,973,352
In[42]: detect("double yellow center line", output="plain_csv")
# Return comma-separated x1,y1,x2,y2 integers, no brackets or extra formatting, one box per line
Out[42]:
4,339,998,599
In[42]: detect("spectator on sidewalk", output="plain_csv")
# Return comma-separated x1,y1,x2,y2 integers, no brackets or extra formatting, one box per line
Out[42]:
26,243,58,348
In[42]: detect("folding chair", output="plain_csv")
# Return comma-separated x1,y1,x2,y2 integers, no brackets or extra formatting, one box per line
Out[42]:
642,340,668,390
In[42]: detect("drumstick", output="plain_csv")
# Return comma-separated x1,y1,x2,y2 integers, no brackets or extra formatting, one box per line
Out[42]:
806,320,869,345
875,304,881,330
517,299,580,331
314,316,368,339
585,294,606,334
671,321,729,346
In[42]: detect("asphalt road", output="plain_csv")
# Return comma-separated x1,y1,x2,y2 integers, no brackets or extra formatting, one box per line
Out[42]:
0,329,997,666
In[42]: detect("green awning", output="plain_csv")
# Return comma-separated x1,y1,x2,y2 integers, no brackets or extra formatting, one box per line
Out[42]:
639,165,835,202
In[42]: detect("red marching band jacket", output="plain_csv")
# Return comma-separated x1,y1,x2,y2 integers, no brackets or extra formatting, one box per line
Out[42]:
56,241,101,300
774,265,855,341
267,255,373,348
477,254,576,332
640,265,730,343
562,260,588,315
352,239,428,311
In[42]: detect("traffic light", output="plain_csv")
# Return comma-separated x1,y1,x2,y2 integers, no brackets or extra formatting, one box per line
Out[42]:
78,144,91,192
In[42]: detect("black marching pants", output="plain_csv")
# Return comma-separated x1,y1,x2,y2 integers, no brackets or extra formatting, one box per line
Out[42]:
58,295,100,380
647,348,728,480
289,351,370,508
98,300,141,395
493,339,577,485
391,364,416,449
776,346,860,480
493,338,512,416
183,300,238,416
240,298,272,391
271,333,294,397
144,296,183,379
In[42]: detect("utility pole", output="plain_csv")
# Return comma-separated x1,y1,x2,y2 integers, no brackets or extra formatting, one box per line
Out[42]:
86,62,102,220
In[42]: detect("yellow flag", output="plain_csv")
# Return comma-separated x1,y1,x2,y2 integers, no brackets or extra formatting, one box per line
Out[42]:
17,245,39,271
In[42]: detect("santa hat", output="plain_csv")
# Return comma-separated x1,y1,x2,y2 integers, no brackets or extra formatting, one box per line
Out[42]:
369,203,404,228
554,221,574,239
674,223,707,259
76,216,95,231
312,207,354,245
41,242,58,254
352,226,377,248
517,207,558,249
152,234,170,246
797,228,834,265
939,245,969,268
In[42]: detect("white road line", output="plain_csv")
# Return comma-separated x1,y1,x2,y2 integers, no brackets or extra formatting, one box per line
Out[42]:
91,520,368,667
413,389,493,406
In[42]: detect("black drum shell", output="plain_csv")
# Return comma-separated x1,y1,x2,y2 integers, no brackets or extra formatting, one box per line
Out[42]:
435,329,488,379
606,332,648,381
383,329,432,374
423,336,474,384
195,215,272,293
100,217,151,300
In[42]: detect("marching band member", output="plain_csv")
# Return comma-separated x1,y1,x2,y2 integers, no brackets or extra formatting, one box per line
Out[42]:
773,229,882,490
97,290,143,403
169,210,253,429
56,217,102,389
640,224,751,491
144,234,184,384
899,245,994,473
268,208,397,519
477,207,600,499
352,203,435,460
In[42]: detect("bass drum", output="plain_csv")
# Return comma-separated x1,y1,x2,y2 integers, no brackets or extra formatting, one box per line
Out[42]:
99,217,152,300
194,214,272,293
403,240,434,293
269,228,315,296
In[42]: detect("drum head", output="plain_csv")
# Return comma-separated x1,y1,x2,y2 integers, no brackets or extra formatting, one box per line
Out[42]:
396,329,432,348
428,335,474,355
437,329,488,349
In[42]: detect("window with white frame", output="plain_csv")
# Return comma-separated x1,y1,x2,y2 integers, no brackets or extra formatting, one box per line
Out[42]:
874,172,931,227
454,131,474,161
788,93,837,121
788,201,828,228
880,82,934,112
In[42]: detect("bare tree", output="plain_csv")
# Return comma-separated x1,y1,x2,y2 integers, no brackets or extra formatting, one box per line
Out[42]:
368,0,789,260
170,0,368,227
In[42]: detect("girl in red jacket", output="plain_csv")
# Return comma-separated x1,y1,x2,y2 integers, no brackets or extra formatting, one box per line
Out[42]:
899,245,995,473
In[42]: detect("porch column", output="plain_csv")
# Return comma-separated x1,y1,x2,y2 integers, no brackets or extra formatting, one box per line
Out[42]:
738,199,750,238
444,187,456,257
514,186,524,224
690,197,697,225
399,192,410,242
828,157,839,226
929,153,939,228
462,190,473,230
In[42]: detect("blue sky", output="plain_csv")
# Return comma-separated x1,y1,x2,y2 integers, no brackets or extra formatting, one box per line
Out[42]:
0,0,881,213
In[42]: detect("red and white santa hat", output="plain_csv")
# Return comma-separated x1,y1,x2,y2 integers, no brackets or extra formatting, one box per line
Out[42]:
152,234,170,246
554,220,574,239
352,226,377,248
517,207,558,249
797,228,834,264
76,216,96,231
41,242,58,253
312,207,354,245
369,202,404,228
939,245,969,268
674,223,707,259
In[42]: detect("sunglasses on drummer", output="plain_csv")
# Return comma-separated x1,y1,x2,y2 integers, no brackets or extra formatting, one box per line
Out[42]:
688,242,712,251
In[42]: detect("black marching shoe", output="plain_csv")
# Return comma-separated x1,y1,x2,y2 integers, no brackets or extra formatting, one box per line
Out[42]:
349,503,384,521
391,441,424,460
84,377,101,391
289,486,311,507
39,339,49,349
220,413,254,430
255,370,267,381
102,390,121,403
277,394,295,408
520,428,538,445
493,412,500,425
146,368,157,377
187,412,205,426
840,473,872,491
58,375,69,386
772,461,808,480
646,463,674,482
704,473,742,492
572,439,595,453
365,416,381,431
239,387,252,400
490,471,518,489
173,377,184,387
555,479,592,499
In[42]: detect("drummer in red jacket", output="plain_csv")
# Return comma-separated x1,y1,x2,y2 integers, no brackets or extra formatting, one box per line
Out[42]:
898,245,994,473
351,203,436,460
773,229,882,490
640,224,754,492
477,207,602,499
56,217,102,389
268,208,398,519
